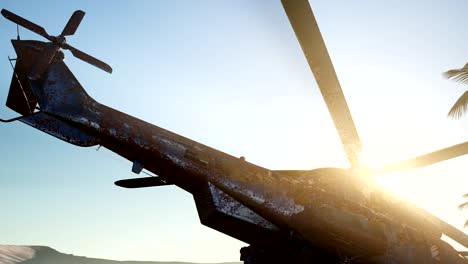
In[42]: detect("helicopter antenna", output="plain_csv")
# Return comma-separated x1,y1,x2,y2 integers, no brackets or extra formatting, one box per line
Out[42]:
16,23,20,40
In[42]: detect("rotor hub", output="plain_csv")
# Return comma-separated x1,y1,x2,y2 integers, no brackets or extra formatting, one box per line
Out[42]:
54,35,66,46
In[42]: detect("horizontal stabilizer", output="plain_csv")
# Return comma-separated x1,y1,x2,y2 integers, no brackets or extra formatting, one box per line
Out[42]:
115,177,172,188
20,112,99,147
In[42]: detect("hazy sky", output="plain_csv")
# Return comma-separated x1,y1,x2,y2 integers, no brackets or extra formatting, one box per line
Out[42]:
0,0,467,262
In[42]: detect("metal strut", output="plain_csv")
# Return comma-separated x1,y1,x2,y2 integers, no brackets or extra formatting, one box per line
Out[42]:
0,115,27,123
0,111,41,123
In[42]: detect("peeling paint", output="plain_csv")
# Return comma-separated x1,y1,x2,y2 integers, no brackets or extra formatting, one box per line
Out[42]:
7,39,468,264
208,182,278,230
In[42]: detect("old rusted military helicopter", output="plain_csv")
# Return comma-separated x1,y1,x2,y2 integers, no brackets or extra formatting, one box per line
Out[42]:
2,1,468,263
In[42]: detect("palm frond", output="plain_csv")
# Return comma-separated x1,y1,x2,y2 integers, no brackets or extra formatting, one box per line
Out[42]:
458,200,468,210
444,63,468,84
447,90,468,119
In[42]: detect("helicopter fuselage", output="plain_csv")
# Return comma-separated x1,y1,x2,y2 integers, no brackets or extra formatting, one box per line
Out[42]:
6,39,468,264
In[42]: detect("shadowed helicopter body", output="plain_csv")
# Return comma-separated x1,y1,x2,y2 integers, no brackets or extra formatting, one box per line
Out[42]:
2,1,468,263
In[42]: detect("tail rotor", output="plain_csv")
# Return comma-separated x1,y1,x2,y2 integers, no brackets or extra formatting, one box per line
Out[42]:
1,9,112,80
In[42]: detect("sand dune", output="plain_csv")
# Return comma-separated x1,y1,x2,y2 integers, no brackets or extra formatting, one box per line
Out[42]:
0,245,35,264
0,245,240,264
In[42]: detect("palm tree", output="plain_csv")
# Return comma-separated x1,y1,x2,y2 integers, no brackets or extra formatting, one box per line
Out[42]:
443,63,468,119
446,64,468,226
459,195,468,227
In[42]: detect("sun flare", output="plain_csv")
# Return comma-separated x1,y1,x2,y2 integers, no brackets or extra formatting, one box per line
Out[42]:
358,148,437,209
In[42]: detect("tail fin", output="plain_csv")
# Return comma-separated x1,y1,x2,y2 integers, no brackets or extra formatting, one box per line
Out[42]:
4,39,99,147
7,40,93,115
6,41,39,115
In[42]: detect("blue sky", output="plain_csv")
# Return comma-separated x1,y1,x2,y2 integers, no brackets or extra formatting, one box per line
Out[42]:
0,0,467,262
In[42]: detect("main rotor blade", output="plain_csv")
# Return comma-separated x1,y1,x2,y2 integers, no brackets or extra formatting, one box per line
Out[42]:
1,9,53,41
375,141,468,175
63,44,113,74
281,0,362,168
61,10,85,37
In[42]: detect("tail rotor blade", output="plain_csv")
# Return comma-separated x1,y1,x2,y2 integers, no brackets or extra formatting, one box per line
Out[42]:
2,9,112,76
1,9,53,41
281,0,362,168
61,10,85,37
63,44,112,73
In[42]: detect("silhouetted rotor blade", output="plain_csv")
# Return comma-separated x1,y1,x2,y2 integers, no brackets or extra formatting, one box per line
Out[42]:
375,141,468,175
29,44,60,80
281,0,362,168
61,10,85,37
1,9,53,41
63,44,112,73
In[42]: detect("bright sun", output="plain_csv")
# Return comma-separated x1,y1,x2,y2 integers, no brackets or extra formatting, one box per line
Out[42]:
358,147,453,212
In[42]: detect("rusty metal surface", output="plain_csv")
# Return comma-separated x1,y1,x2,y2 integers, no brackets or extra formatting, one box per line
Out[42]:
193,181,284,248
20,112,99,147
207,182,278,231
4,40,468,264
